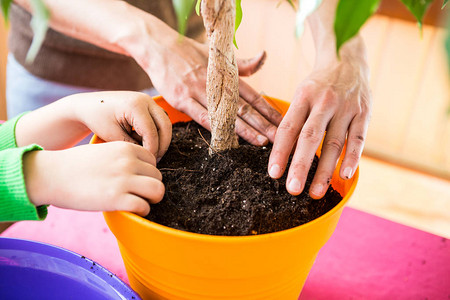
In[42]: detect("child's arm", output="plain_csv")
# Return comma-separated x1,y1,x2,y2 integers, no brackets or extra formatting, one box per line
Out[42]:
22,142,164,216
1,91,172,222
15,91,172,159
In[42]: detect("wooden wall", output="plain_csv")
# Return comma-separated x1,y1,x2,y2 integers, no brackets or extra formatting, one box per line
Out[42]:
0,1,448,178
235,0,450,179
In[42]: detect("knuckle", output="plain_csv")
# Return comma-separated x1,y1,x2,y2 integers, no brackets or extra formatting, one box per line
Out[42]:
324,137,344,153
299,126,322,144
278,120,299,137
237,103,252,117
198,111,210,127
290,160,310,174
128,200,149,215
349,134,365,147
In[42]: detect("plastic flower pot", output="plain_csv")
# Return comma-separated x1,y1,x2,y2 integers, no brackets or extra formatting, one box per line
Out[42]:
91,96,359,300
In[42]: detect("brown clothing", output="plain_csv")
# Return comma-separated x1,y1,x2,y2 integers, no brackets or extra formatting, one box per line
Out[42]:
8,1,204,90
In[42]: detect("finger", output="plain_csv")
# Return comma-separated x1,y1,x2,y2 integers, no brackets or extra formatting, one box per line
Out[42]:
129,108,160,158
129,176,165,205
147,104,172,159
116,193,151,216
239,79,283,126
286,106,334,196
340,112,370,180
236,97,277,143
178,97,211,131
309,115,351,199
237,50,267,76
131,144,157,166
235,117,269,146
135,160,163,181
268,101,309,179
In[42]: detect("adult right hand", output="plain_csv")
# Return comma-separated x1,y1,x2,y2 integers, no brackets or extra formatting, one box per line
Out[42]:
131,29,282,146
23,142,164,216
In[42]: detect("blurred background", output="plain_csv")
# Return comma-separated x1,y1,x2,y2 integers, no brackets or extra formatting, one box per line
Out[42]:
0,0,449,238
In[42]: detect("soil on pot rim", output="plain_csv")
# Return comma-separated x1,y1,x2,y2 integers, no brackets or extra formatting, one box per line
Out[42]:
146,121,343,236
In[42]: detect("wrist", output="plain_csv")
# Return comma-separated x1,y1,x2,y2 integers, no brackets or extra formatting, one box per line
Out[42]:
119,11,179,73
313,35,369,80
23,151,50,206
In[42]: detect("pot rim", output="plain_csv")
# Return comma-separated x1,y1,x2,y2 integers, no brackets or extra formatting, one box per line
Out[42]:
104,168,358,243
101,95,359,243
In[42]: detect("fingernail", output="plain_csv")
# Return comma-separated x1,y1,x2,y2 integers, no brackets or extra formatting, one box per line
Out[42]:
269,164,281,178
288,178,302,195
311,184,324,198
343,167,353,179
257,135,268,145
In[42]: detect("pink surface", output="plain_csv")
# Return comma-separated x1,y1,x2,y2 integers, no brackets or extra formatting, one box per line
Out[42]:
2,206,449,299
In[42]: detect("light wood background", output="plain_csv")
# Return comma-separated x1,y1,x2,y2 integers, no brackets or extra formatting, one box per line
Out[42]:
234,0,450,180
0,1,449,179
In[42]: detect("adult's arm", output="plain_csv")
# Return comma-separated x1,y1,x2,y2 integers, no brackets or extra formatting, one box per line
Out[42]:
268,0,372,198
14,0,282,146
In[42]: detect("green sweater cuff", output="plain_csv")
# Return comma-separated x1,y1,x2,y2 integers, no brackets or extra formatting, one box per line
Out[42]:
0,144,47,222
0,112,29,151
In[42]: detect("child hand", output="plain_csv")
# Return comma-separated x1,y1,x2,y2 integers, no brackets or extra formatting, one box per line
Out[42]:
23,142,164,216
71,91,172,159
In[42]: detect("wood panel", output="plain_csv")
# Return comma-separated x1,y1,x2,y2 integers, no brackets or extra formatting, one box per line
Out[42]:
236,0,450,179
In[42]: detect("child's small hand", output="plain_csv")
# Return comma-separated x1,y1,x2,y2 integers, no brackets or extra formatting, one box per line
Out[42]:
23,142,164,216
71,91,172,159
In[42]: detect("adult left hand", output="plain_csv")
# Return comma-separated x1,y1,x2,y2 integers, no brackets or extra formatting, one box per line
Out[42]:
268,55,372,198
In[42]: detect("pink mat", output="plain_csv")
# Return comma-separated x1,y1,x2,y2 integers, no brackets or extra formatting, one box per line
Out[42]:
2,206,449,299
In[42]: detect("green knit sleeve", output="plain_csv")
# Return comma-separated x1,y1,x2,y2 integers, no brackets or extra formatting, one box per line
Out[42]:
0,112,29,151
0,144,47,222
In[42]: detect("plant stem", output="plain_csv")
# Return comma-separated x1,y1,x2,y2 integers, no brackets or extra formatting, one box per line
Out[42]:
201,0,239,154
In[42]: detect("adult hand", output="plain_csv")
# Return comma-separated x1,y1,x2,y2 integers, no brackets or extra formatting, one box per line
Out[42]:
71,91,172,159
268,55,371,198
23,142,164,216
136,34,282,146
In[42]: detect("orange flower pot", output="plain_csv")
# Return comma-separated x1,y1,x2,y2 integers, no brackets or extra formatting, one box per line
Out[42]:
92,96,359,300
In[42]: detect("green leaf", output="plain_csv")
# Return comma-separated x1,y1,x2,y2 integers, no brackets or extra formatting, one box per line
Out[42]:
25,0,50,63
196,0,201,15
1,0,13,21
334,0,381,54
233,0,242,48
296,0,322,37
172,0,196,36
400,0,433,30
444,0,448,9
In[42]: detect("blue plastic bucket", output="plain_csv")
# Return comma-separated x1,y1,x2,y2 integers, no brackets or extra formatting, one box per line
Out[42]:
0,237,140,299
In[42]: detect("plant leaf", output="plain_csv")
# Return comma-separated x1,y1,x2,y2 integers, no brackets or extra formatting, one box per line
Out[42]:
25,0,50,63
196,0,201,15
1,0,13,21
444,0,448,9
233,0,242,48
295,0,322,37
400,0,433,30
172,0,196,36
334,0,381,54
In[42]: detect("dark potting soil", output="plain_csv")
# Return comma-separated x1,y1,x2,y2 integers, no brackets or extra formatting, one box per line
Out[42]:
146,121,343,236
